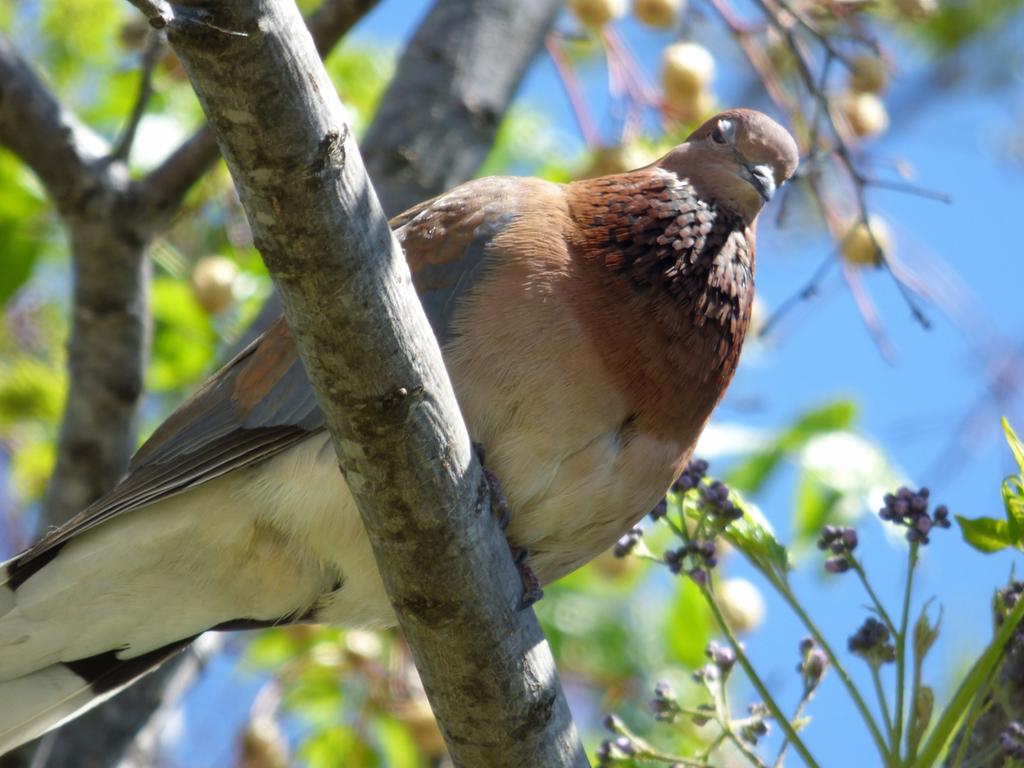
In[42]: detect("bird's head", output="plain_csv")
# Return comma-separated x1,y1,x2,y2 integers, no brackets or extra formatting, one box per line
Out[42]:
658,109,800,222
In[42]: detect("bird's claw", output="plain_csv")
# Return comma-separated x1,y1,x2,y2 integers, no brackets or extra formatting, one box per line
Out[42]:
474,441,510,531
511,546,544,609
474,440,541,608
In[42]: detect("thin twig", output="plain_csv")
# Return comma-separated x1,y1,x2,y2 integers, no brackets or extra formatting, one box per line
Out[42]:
545,35,600,148
758,249,838,339
111,29,165,162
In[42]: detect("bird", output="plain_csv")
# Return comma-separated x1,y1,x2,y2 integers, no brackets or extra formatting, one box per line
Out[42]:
0,108,798,752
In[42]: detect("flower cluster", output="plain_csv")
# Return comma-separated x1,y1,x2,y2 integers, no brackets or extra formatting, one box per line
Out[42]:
595,734,636,765
673,458,709,492
739,702,771,745
705,640,736,674
817,525,859,574
1000,721,1024,760
797,636,828,691
878,486,950,544
995,581,1024,646
664,540,717,584
699,479,744,521
848,617,896,664
648,680,682,723
612,524,644,558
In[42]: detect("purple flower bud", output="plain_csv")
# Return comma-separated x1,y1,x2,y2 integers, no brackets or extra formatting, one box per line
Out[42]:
915,516,933,534
613,736,636,756
649,499,668,521
841,528,858,550
602,713,623,733
654,680,674,699
825,557,851,574
689,567,708,586
805,649,827,681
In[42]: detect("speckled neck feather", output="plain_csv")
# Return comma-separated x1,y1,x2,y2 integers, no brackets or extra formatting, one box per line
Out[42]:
560,167,757,444
569,168,754,359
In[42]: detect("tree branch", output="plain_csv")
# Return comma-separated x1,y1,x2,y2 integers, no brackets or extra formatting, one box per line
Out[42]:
136,0,382,223
143,0,587,763
361,0,563,216
0,35,107,212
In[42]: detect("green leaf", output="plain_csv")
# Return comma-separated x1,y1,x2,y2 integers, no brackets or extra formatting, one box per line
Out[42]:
793,470,844,547
778,400,857,452
373,717,422,768
725,447,784,494
911,585,1024,768
726,399,857,494
665,577,713,668
913,604,942,663
1002,476,1024,541
726,499,790,578
1003,418,1024,473
956,515,1015,553
245,628,299,668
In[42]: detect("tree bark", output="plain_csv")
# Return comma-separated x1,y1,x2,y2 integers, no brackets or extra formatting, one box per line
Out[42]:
132,0,588,764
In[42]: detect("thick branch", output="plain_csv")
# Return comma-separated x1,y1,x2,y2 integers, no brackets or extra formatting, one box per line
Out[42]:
42,210,151,525
0,35,107,212
136,0,382,222
361,0,562,216
147,0,586,763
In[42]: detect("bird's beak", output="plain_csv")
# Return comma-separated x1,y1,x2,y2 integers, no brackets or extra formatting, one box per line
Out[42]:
740,163,776,203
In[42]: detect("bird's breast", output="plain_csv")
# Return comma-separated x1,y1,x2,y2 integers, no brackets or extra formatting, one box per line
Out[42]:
440,238,692,583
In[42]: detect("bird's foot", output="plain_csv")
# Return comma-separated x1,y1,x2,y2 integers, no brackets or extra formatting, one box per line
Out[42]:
511,546,544,609
474,440,542,609
473,441,510,530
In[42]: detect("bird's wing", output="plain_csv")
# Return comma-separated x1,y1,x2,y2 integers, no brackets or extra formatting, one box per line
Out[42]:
10,176,543,571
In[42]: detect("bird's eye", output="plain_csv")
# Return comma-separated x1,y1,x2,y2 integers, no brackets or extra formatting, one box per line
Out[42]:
711,121,731,145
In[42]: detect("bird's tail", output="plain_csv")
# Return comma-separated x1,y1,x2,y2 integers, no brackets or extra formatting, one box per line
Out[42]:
0,559,195,755
0,634,193,755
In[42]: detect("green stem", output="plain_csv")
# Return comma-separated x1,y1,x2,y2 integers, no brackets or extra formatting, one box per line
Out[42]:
723,728,771,768
949,670,999,768
702,584,821,768
893,543,919,759
870,662,895,739
758,567,892,762
699,732,728,762
905,630,931,765
773,687,815,768
851,558,898,636
606,717,709,766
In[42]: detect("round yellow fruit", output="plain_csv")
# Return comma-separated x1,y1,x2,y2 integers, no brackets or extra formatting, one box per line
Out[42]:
240,717,289,768
191,255,238,315
579,143,655,179
569,0,627,28
664,87,715,124
896,0,937,19
840,216,891,267
839,91,889,139
633,0,684,28
717,578,765,634
661,41,714,103
848,55,887,94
